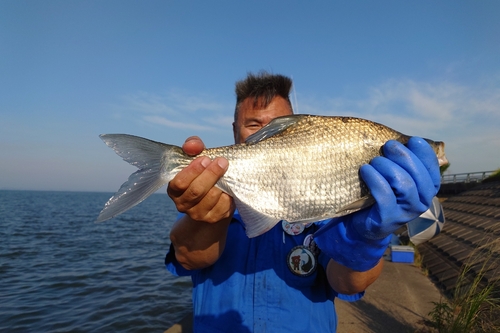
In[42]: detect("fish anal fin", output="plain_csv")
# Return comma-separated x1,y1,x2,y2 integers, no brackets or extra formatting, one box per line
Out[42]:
235,198,281,238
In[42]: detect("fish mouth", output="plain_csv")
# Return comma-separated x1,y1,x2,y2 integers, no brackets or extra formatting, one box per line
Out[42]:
436,141,449,167
438,156,450,167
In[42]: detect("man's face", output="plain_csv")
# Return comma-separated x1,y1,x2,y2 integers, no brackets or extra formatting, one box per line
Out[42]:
233,96,293,144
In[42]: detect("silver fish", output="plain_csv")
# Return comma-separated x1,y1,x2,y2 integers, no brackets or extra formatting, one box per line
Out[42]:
97,115,448,238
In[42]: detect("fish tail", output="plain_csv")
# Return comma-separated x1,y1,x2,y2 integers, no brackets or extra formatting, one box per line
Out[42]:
96,134,187,222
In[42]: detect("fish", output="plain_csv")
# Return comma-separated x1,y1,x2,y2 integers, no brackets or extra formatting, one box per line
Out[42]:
97,114,448,238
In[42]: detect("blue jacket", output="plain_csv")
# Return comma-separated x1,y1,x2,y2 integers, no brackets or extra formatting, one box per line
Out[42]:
166,211,362,333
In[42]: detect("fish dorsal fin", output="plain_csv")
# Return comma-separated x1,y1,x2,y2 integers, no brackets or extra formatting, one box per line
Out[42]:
234,197,281,238
245,114,308,145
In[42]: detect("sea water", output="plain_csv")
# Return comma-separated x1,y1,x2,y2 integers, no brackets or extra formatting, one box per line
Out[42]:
0,190,192,332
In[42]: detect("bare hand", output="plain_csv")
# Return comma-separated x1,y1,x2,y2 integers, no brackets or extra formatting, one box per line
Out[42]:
167,136,235,223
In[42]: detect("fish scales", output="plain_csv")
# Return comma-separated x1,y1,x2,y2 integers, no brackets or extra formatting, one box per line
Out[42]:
198,116,408,231
97,115,447,238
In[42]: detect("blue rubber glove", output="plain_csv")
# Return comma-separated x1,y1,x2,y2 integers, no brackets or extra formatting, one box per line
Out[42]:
314,137,441,272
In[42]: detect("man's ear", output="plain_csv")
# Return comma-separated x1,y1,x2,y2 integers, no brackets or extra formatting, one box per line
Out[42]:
232,122,237,143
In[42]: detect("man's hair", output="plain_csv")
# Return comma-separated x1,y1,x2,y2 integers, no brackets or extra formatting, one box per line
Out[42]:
234,71,293,121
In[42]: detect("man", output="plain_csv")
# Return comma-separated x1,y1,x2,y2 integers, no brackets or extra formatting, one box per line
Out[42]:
165,72,440,332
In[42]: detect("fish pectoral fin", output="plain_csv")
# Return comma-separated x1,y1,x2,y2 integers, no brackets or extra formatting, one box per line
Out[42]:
235,199,281,238
336,196,376,215
245,115,308,145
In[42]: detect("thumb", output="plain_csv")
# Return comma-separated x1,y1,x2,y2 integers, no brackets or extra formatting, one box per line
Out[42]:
182,136,205,156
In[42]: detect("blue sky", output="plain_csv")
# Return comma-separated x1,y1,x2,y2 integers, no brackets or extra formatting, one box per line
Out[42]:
1,0,499,192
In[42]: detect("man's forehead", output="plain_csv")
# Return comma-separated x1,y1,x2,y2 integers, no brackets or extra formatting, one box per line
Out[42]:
240,96,270,110
241,96,290,111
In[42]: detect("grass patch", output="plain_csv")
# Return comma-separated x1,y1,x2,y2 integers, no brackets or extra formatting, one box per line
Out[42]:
425,239,500,332
483,169,500,183
412,246,428,276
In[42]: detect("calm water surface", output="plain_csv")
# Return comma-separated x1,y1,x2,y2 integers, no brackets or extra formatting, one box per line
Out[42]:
0,190,192,332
